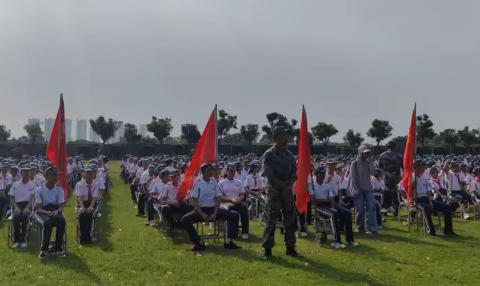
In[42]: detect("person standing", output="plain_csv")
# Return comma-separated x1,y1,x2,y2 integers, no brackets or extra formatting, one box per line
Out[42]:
262,126,301,259
378,141,403,216
351,145,378,234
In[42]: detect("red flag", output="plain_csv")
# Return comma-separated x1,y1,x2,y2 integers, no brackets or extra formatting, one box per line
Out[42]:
46,94,68,196
296,105,310,214
177,105,218,200
402,103,416,202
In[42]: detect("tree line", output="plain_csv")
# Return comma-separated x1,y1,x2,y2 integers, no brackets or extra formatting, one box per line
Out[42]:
2,112,479,152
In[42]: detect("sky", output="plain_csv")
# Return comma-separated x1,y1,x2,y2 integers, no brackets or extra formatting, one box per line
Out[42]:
1,0,479,143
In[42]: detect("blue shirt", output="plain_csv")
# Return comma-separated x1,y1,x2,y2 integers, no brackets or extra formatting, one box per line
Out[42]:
35,185,65,206
192,178,221,208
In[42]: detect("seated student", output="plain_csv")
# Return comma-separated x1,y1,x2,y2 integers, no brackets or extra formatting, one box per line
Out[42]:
35,167,66,258
129,159,139,202
325,161,343,205
0,163,13,221
219,164,249,240
429,167,447,202
74,167,99,244
136,163,153,217
9,166,35,248
447,162,471,220
470,167,480,202
413,161,455,236
309,166,358,248
160,170,192,230
181,163,241,251
370,169,384,229
146,168,169,226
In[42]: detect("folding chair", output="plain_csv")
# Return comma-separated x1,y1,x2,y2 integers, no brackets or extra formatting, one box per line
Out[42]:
314,207,332,246
33,212,67,255
196,220,226,244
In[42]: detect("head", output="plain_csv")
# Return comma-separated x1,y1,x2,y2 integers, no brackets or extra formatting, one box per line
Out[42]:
226,164,236,180
358,145,371,161
473,167,480,177
430,167,439,179
201,164,214,180
314,167,326,183
326,162,335,174
84,169,94,183
273,127,291,149
414,161,426,176
1,165,9,174
451,163,460,173
386,141,397,152
170,171,180,185
45,167,60,185
29,167,36,179
160,170,171,184
21,168,30,182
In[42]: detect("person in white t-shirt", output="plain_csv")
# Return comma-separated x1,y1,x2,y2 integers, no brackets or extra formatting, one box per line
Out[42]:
0,163,13,221
325,161,343,205
447,162,471,220
8,167,35,248
160,170,193,230
471,167,480,203
234,163,247,184
74,167,99,244
219,164,249,240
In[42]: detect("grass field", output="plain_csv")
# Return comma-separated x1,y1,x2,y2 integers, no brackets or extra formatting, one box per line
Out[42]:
1,161,480,286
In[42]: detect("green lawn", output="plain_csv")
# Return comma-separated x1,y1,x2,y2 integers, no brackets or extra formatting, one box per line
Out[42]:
1,161,480,286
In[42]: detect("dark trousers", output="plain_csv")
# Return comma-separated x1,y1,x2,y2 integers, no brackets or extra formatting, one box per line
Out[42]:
78,201,95,243
12,201,30,243
296,208,307,232
137,193,147,215
181,207,239,244
36,213,66,251
227,202,249,235
317,204,354,243
0,195,9,219
450,190,471,212
161,203,193,227
384,180,400,215
130,183,138,203
416,197,453,235
262,191,296,249
147,198,158,221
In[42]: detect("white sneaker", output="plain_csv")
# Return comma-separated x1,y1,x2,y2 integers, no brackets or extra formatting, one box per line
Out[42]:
295,232,299,238
149,221,155,227
20,242,28,248
97,213,102,218
241,234,249,240
463,213,470,220
12,242,20,249
381,208,387,213
331,242,346,249
388,206,396,213
300,232,308,238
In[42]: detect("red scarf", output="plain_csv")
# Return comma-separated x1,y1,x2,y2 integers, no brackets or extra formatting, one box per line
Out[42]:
475,177,480,183
429,178,441,186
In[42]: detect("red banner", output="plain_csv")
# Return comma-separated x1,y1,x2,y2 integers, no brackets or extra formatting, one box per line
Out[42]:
402,104,416,202
296,105,310,214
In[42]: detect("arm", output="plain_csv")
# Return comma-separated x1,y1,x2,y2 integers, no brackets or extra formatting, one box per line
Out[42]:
77,196,86,211
350,162,361,193
192,198,208,220
87,197,97,212
10,196,21,213
330,196,336,209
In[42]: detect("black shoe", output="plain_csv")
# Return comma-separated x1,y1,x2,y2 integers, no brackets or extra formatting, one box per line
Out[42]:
264,248,272,259
286,247,303,258
190,243,206,252
38,251,47,259
136,213,145,217
444,232,458,236
224,241,242,250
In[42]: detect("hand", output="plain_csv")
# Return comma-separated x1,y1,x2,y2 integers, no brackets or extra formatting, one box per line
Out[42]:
87,207,94,212
230,199,237,205
201,213,209,221
22,208,30,214
14,207,22,213
80,207,86,213
209,213,217,222
52,210,59,216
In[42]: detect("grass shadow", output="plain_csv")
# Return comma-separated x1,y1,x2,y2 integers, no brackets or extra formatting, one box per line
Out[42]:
207,247,386,285
40,252,102,285
87,190,115,252
357,233,445,248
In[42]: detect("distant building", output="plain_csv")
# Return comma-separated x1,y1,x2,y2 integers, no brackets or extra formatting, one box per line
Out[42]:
76,119,87,141
139,124,147,137
89,125,101,143
28,118,40,125
43,118,55,140
65,119,72,142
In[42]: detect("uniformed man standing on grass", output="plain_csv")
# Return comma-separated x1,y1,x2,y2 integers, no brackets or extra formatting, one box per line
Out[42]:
262,126,302,259
378,141,403,216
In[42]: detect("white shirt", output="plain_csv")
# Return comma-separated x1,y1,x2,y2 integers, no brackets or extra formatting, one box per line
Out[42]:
219,178,244,199
148,177,161,192
234,172,246,184
308,182,334,200
324,173,342,196
161,183,178,203
135,167,145,179
191,178,221,208
0,173,13,190
429,177,445,193
129,163,137,174
447,171,464,191
140,170,150,184
33,174,45,188
150,180,166,196
415,176,430,198
74,181,99,201
8,180,35,203
244,174,262,191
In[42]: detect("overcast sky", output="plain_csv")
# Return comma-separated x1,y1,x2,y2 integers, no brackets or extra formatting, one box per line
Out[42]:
1,0,479,143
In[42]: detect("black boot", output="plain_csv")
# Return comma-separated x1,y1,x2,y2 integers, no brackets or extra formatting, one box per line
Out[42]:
264,248,272,259
286,246,303,258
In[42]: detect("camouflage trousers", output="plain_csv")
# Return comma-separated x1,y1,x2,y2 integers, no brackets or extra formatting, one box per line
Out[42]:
262,190,296,249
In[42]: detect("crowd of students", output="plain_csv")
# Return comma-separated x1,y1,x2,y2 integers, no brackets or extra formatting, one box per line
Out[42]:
122,142,480,252
0,155,110,258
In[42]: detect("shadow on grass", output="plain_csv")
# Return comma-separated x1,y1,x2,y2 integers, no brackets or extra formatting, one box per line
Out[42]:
40,252,102,285
344,244,411,265
86,190,115,252
357,233,445,248
207,247,385,285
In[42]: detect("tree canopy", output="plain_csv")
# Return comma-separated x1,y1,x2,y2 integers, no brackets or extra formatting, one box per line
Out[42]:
0,125,11,142
217,109,237,141
89,116,123,145
311,122,338,144
123,123,142,144
147,117,173,144
23,123,43,144
181,123,201,144
343,129,364,147
240,124,260,145
416,114,435,150
367,119,393,146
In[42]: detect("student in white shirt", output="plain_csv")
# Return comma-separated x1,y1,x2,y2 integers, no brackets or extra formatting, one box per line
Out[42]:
370,169,384,228
181,163,241,252
160,170,193,230
325,161,343,205
136,162,152,217
413,161,455,236
234,163,247,184
8,167,35,248
146,168,170,224
447,162,471,220
74,167,99,244
471,167,480,203
219,164,249,240
0,163,13,221
429,167,447,201
309,166,358,248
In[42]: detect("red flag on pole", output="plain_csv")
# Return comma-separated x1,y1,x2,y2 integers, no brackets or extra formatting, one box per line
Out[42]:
46,94,68,196
177,105,218,200
296,105,310,214
402,103,416,202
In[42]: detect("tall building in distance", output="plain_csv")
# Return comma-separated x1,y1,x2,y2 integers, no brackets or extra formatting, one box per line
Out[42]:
76,119,87,141
43,118,55,140
138,124,147,137
28,118,40,126
114,123,125,143
65,119,72,142
89,126,101,143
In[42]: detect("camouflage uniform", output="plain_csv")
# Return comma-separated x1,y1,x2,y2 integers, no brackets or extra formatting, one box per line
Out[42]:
378,150,403,213
261,146,297,249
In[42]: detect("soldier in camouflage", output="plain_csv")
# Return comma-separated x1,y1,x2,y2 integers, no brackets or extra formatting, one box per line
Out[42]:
378,141,403,216
261,126,301,259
